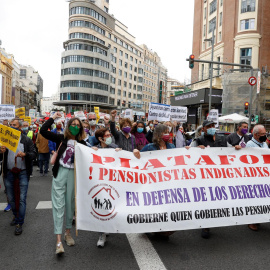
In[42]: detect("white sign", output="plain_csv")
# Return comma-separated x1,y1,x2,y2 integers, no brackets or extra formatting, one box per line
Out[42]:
171,106,187,122
75,145,270,233
257,71,261,94
124,109,133,121
29,109,36,118
208,109,219,127
148,103,171,122
0,104,15,119
74,111,86,120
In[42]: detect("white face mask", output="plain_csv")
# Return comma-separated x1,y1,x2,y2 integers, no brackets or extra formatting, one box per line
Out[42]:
104,137,112,145
89,120,96,126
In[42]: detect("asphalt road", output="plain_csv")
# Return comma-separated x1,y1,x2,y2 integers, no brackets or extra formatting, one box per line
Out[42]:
1,166,270,270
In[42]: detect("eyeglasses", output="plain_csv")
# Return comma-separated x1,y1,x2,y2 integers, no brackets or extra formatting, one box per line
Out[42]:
89,119,96,121
71,124,81,128
103,134,112,138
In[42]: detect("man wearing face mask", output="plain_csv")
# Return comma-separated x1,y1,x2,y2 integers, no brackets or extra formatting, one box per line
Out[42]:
87,112,99,136
245,124,268,232
196,120,227,239
227,121,250,149
197,120,227,148
0,119,36,235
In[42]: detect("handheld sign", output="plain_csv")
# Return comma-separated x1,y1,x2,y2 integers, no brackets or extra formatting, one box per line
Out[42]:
171,106,187,122
0,124,21,152
148,103,171,122
0,105,15,120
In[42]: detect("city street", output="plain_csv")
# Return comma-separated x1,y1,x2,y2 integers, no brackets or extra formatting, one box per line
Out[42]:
1,166,270,270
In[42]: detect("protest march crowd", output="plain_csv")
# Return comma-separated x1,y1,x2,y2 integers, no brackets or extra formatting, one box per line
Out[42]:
0,109,270,255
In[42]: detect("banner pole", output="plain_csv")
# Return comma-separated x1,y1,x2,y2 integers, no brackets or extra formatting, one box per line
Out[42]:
74,142,78,237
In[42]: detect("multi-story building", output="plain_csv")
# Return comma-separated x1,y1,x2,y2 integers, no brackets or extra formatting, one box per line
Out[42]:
56,0,167,114
166,78,185,105
0,47,13,104
20,65,43,112
171,0,270,126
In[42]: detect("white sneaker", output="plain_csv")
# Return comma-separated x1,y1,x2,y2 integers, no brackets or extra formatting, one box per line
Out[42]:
97,233,106,247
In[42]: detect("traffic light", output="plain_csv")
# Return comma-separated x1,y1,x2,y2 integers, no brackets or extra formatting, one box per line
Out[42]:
251,114,255,122
189,54,195,69
255,115,259,123
244,102,249,115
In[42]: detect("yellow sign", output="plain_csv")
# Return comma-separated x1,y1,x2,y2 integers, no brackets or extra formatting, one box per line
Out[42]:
94,107,100,123
24,117,31,124
15,107,25,119
0,124,21,152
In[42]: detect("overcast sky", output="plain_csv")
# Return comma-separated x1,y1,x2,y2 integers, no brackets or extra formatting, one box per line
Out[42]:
0,0,194,97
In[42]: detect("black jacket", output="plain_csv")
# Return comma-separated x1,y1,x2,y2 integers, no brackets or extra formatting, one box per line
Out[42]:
0,133,36,179
196,134,227,147
226,132,250,146
40,118,87,178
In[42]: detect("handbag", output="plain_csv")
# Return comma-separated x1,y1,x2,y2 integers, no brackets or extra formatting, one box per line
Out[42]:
50,142,62,165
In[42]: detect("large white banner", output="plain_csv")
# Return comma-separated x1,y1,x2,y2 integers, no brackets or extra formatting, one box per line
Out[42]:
0,104,15,119
148,102,171,122
75,144,270,233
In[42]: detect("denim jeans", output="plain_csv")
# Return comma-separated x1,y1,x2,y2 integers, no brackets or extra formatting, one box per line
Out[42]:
4,170,29,225
39,152,50,174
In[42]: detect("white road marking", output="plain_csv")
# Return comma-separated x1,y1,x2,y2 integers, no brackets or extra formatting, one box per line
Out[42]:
126,233,167,270
36,201,52,209
0,203,7,211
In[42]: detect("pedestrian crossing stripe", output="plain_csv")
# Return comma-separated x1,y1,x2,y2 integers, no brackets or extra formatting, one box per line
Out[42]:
36,201,52,209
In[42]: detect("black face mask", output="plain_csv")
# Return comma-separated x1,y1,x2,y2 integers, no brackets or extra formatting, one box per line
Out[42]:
259,135,267,143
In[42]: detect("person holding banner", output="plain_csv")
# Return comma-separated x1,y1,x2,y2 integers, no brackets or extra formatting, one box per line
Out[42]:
246,125,268,232
227,121,250,149
131,121,149,151
40,112,87,255
92,127,121,247
0,119,36,235
195,120,227,239
110,110,136,152
133,124,175,237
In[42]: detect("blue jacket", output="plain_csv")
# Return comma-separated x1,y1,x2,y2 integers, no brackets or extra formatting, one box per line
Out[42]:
140,143,175,152
49,128,64,154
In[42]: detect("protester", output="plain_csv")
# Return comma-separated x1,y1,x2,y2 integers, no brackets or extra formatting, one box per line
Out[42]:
164,121,174,144
131,121,149,150
36,131,50,177
83,121,91,141
246,124,268,232
49,121,64,155
92,128,121,247
88,112,99,136
110,110,136,151
40,112,87,255
145,122,155,143
146,120,153,132
0,119,36,235
2,119,9,126
175,126,188,148
227,121,250,148
195,120,227,239
133,124,175,238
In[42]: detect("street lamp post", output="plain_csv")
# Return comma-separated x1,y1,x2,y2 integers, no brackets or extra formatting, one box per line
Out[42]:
204,29,215,113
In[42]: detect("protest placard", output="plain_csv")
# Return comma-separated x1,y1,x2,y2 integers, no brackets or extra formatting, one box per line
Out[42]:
29,109,36,118
94,107,100,123
24,117,31,125
148,103,171,122
208,109,219,127
75,145,270,233
74,111,86,121
171,106,188,122
0,124,21,152
15,107,25,119
0,105,15,119
124,109,133,121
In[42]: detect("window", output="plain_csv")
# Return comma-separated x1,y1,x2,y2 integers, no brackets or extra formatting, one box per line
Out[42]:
125,53,128,59
114,47,117,53
118,90,121,95
119,59,122,66
69,21,105,35
123,91,126,97
217,57,221,75
204,7,207,19
125,62,128,68
108,33,111,39
209,17,216,33
240,19,255,30
69,7,107,24
129,74,132,79
219,12,222,26
119,69,122,76
120,50,123,56
130,56,133,61
114,37,117,43
241,0,256,13
201,64,204,80
124,81,127,87
118,79,122,86
240,48,252,67
128,93,131,98
220,0,223,6
203,25,206,37
209,0,217,15
104,6,108,13
219,31,222,41
130,64,133,71
69,32,105,45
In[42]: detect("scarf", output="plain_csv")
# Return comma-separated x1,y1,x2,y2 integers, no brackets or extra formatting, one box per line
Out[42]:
133,132,148,147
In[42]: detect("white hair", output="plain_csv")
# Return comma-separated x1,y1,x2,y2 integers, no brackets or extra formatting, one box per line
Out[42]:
253,125,265,135
88,112,96,117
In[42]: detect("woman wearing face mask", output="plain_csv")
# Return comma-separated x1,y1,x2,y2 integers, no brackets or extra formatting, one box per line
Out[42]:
83,121,91,140
131,121,149,151
133,124,175,238
40,112,87,255
91,128,121,247
110,110,136,152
